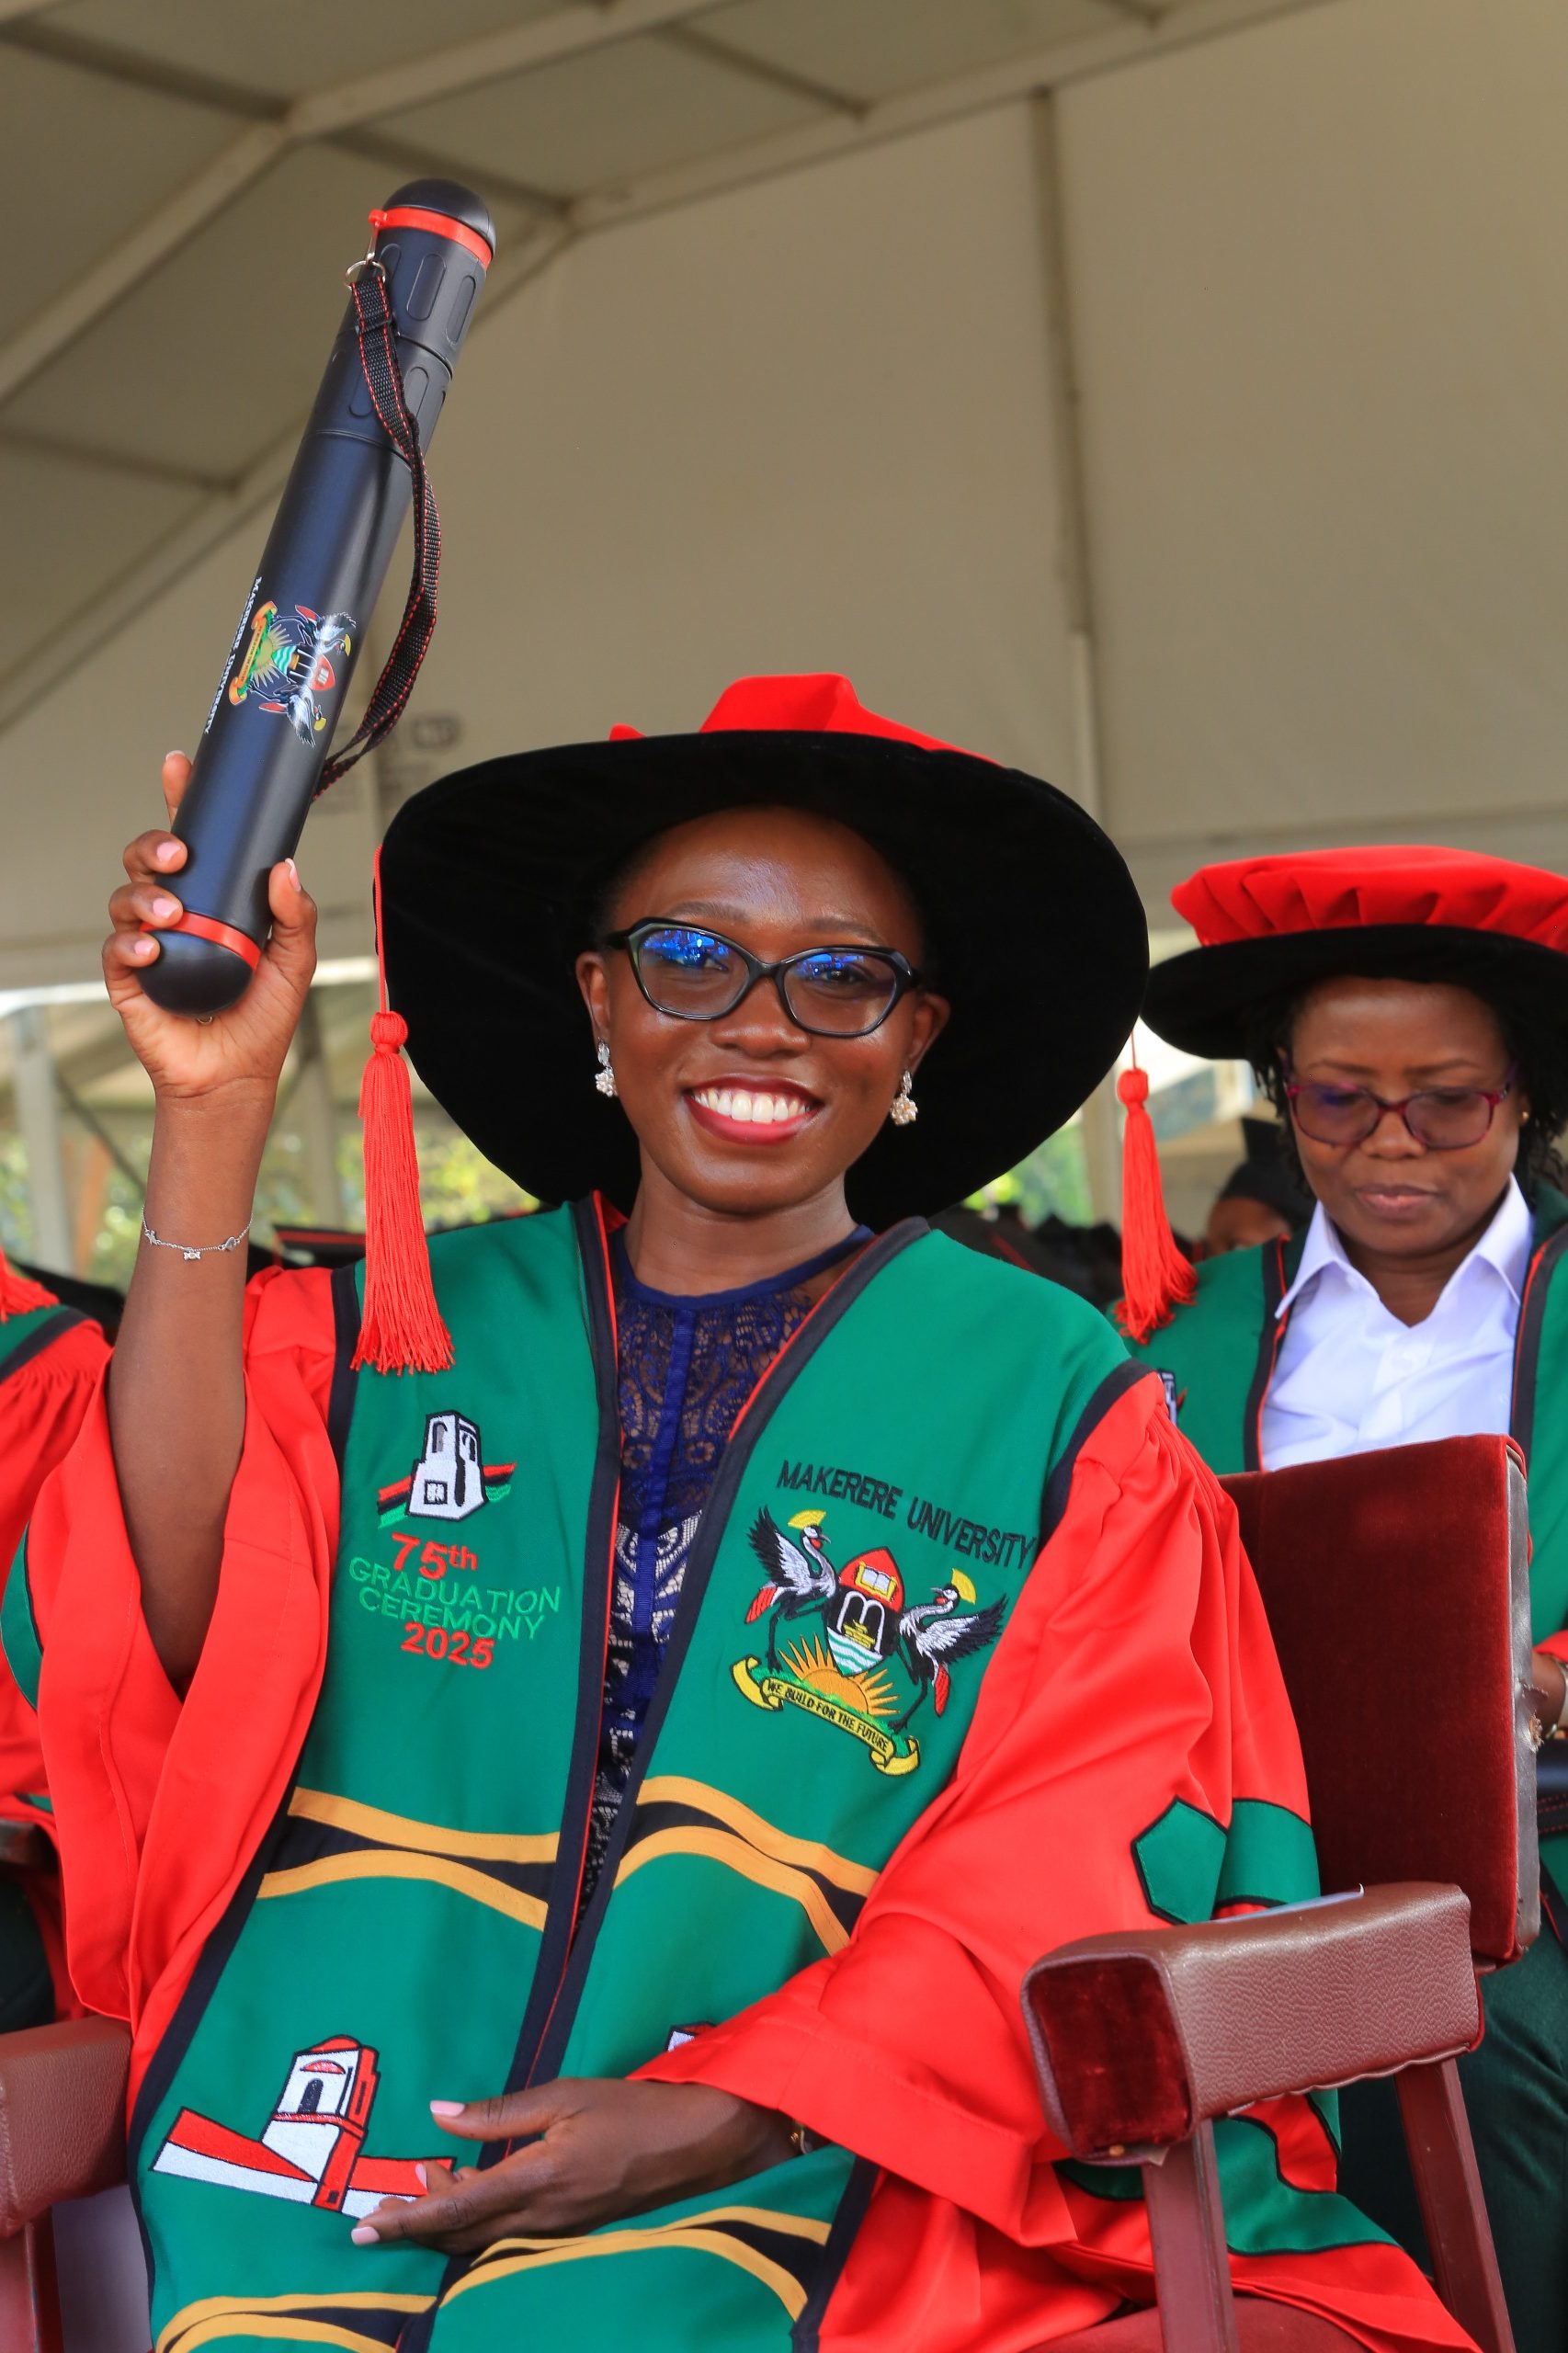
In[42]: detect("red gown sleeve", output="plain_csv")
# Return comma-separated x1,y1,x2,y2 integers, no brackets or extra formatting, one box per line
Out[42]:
25,1269,340,2068
0,1316,111,2015
0,1315,109,1823
639,1378,1471,2353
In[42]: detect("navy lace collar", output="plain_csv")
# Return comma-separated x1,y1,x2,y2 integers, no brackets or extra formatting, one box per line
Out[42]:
610,1226,870,1310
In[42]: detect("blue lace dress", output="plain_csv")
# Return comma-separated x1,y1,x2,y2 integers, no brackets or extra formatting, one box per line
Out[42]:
583,1231,868,1898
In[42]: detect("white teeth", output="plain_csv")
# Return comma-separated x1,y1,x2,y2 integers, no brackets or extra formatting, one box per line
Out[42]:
694,1086,810,1126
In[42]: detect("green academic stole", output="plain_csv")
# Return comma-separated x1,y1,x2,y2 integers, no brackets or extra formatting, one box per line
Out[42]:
129,1202,1137,2352
0,1301,84,1386
1512,1188,1568,1644
1122,1236,1301,1479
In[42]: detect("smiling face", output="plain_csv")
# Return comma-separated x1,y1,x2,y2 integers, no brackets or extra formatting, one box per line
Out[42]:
575,804,949,1223
1281,975,1526,1262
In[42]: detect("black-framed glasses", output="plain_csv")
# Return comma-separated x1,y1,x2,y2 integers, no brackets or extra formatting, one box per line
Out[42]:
1281,1060,1517,1151
606,919,922,1039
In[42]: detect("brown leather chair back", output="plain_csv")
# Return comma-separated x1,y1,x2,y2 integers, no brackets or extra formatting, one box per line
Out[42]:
1221,1434,1537,1964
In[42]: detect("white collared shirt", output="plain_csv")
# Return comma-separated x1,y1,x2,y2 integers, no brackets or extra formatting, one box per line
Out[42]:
1258,1178,1534,1472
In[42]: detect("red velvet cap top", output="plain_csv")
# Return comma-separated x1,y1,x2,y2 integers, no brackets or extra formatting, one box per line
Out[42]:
1173,846,1568,955
610,671,983,759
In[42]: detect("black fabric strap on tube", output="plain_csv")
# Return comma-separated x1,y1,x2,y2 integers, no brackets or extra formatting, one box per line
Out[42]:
317,259,442,792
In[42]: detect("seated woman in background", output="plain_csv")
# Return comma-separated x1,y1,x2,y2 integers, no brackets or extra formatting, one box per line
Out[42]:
23,686,1471,2351
1119,844,1568,2353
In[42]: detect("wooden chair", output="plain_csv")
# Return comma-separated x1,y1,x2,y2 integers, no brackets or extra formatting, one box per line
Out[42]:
1025,1432,1536,2353
0,2014,129,2353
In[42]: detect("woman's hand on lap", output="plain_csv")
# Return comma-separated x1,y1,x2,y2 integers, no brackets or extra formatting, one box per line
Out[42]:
352,2077,797,2254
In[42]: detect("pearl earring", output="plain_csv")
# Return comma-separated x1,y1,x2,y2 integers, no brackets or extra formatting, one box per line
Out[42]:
889,1071,917,1127
595,1040,618,1098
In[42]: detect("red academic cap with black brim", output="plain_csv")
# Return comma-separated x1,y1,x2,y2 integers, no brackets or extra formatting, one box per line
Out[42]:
1145,846,1568,1062
356,674,1148,1370
1115,845,1568,1343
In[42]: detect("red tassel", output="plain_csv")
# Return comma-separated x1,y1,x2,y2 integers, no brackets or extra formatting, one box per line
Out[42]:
0,1242,55,1323
353,1009,452,1374
1114,1060,1197,1346
351,848,452,1375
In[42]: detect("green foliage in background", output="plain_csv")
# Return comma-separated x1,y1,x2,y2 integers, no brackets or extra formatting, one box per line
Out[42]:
54,1113,538,1295
90,1168,144,1287
16,1095,1074,1297
0,1134,31,1262
969,1121,1092,1226
334,1122,535,1233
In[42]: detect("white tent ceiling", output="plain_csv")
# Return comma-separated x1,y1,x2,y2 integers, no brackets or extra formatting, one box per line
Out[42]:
0,0,1313,728
2,0,1564,1007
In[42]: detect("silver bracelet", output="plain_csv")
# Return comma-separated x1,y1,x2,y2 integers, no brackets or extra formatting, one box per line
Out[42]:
141,1213,253,1264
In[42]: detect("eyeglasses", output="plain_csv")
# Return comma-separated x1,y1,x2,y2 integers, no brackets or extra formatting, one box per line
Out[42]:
606,919,922,1039
1281,1061,1517,1151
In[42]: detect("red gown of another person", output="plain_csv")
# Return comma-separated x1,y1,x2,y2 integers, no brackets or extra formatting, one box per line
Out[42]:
24,1270,1472,2352
0,1302,108,2016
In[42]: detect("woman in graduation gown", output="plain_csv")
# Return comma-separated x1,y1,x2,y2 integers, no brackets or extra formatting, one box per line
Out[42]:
1119,844,1568,2353
25,681,1471,2353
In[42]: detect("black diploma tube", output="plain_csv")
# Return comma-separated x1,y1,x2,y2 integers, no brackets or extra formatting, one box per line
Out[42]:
141,179,494,1016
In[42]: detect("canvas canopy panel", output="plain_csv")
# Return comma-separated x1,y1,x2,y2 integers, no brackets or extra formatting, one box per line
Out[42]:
1,0,1562,997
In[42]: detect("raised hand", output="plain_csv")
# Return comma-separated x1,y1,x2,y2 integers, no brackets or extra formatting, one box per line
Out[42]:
104,753,323,1687
104,752,316,1106
350,2077,797,2254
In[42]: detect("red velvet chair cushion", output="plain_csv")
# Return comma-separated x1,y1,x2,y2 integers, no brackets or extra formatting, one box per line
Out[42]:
1039,2302,1356,2350
1221,1436,1533,1963
1025,1886,1477,2154
1028,1952,1191,2147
